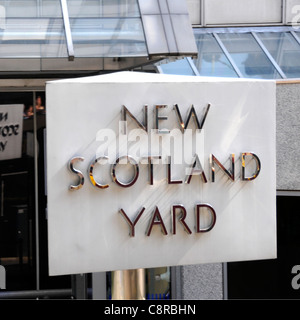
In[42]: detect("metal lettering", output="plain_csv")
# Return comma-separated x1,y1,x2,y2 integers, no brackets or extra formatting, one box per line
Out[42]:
210,154,235,182
147,206,168,236
122,105,148,134
88,156,109,189
185,154,207,184
241,152,261,181
172,205,192,235
155,105,170,134
119,207,145,237
174,104,211,132
199,103,211,129
142,155,161,185
111,155,139,188
173,104,185,133
167,156,182,184
195,204,216,233
68,157,85,190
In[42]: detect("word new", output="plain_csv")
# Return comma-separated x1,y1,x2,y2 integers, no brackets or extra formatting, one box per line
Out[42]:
121,103,211,134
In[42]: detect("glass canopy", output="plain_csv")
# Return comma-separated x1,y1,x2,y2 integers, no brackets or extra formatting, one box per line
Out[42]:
159,27,300,80
258,32,300,79
0,0,197,73
193,33,238,78
0,0,146,59
217,33,281,79
68,0,147,58
156,57,197,76
0,0,66,58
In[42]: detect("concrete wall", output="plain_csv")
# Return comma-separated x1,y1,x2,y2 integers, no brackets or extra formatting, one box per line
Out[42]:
179,264,223,299
276,82,300,191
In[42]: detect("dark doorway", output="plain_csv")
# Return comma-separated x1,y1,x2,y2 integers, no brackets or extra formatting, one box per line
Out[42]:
0,91,70,292
227,195,300,299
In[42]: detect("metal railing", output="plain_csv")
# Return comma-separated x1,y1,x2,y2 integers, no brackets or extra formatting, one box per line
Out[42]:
0,289,73,299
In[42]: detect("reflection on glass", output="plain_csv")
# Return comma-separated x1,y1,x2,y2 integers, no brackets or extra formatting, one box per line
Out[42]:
70,18,147,57
0,92,35,290
258,32,300,78
159,58,196,76
0,0,62,18
194,33,238,78
68,0,147,57
218,33,281,79
67,0,140,18
23,95,45,118
146,267,171,300
0,91,69,292
0,0,147,58
0,0,67,58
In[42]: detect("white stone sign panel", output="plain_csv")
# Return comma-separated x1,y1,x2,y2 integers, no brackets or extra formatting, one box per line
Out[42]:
46,72,276,276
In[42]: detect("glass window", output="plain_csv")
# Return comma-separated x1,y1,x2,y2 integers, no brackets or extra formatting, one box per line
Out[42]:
194,33,238,78
0,92,36,290
0,0,67,58
146,267,171,300
258,32,300,78
158,58,196,76
218,33,281,79
0,0,62,18
67,0,147,57
67,0,141,18
70,18,147,57
0,91,71,293
0,0,147,59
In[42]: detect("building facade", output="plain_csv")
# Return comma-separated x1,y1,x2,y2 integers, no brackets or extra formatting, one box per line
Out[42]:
0,0,299,299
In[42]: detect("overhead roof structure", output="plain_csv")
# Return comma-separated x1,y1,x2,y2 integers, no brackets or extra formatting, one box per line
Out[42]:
158,27,300,80
0,0,197,75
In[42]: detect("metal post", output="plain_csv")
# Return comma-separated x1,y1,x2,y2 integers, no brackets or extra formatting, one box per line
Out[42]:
33,91,40,291
251,32,287,79
60,0,75,61
291,31,300,45
171,266,182,299
187,57,201,76
222,263,228,300
71,274,88,299
111,269,146,300
0,289,72,299
92,272,107,299
201,0,205,27
213,33,244,78
282,0,287,25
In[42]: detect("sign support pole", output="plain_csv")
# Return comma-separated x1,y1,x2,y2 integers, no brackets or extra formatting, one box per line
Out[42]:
111,269,146,300
71,274,87,299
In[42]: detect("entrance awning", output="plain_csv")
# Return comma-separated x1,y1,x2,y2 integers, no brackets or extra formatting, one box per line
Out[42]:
0,0,197,75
